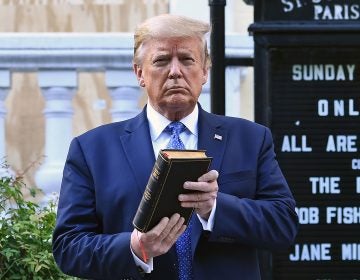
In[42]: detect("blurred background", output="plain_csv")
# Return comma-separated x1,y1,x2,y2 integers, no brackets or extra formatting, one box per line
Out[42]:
0,0,254,200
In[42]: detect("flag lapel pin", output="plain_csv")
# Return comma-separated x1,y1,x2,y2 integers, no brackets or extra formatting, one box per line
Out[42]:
214,134,222,141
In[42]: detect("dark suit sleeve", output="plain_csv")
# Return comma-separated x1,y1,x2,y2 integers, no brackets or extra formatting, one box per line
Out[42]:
210,127,298,250
52,138,142,280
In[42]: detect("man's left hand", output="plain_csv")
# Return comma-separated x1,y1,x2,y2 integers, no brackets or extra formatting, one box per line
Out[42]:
178,169,219,220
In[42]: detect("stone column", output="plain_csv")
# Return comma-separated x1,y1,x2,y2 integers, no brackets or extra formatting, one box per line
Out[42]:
35,70,76,202
106,70,141,122
0,70,12,178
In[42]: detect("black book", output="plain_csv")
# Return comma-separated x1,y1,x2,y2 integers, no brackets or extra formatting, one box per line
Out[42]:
133,149,212,233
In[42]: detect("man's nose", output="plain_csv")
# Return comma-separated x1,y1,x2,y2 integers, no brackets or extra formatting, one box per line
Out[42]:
168,58,182,79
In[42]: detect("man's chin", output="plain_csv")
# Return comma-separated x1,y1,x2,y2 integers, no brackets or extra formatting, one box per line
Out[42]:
164,93,186,103
158,98,196,114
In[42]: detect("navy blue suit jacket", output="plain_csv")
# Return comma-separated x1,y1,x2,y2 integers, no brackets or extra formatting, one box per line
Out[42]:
53,106,298,280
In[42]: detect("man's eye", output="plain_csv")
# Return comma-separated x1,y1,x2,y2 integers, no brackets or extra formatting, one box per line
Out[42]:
153,58,168,65
182,57,195,64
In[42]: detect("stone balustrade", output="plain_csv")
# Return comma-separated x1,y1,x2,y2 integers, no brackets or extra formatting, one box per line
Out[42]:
0,33,253,201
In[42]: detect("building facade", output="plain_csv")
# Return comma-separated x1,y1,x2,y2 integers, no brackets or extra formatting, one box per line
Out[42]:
0,0,254,200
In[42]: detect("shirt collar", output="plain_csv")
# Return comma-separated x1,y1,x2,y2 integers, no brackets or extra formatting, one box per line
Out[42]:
146,102,199,141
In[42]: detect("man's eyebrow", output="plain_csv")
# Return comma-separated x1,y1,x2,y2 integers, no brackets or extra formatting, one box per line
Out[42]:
151,53,170,60
151,48,195,59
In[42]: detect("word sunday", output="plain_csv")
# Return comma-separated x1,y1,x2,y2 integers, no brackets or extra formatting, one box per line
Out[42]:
292,64,355,81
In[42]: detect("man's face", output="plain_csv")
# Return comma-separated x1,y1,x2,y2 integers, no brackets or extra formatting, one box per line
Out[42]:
134,37,209,120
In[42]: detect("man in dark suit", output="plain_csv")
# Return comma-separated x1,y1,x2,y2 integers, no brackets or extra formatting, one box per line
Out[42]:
53,14,298,280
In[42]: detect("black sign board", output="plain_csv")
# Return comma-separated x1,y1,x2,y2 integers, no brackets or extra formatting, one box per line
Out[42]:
255,0,360,22
250,1,360,278
270,47,360,279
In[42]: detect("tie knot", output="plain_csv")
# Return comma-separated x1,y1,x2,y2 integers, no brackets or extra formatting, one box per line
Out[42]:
165,121,186,136
165,122,186,150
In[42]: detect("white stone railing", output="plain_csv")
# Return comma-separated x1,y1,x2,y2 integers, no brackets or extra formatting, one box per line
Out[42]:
0,32,253,201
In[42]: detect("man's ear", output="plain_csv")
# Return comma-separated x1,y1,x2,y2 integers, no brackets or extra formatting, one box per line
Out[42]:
202,67,209,85
133,64,145,87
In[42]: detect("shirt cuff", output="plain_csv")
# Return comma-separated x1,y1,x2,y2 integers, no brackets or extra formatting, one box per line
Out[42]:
131,246,154,273
197,199,217,231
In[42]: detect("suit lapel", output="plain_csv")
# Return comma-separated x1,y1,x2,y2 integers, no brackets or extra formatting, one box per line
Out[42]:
119,107,156,195
191,106,227,257
197,107,227,173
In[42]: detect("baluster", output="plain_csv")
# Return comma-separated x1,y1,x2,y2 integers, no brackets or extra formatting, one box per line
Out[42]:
35,70,76,202
106,70,141,122
0,70,12,177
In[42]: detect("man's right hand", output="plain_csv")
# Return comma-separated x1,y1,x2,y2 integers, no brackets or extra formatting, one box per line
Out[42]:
130,213,186,263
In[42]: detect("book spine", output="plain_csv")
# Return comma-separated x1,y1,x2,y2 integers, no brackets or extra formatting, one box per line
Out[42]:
132,153,169,232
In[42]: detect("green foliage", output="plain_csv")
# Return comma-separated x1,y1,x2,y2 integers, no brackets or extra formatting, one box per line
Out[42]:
0,167,77,279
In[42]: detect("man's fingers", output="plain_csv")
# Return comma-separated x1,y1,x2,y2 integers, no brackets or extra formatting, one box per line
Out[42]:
180,197,214,209
157,213,182,241
163,216,186,246
198,169,219,182
145,216,169,241
145,214,184,242
183,181,218,192
179,188,217,202
137,213,187,258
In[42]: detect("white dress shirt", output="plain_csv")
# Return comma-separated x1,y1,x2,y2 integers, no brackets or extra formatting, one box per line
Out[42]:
147,101,199,157
132,102,217,272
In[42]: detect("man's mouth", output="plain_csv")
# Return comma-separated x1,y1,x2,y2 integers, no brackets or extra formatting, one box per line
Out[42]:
166,86,188,94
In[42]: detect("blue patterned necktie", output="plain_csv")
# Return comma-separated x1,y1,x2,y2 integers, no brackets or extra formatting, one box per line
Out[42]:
165,121,186,150
165,121,193,280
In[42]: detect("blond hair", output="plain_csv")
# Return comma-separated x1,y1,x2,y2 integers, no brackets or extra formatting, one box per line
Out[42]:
133,14,211,68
